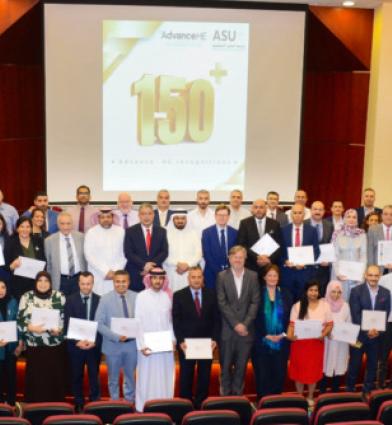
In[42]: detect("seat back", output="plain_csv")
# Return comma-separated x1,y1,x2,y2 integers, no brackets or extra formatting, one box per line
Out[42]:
23,403,75,425
143,398,193,425
0,419,31,425
314,402,370,425
42,414,103,425
369,389,392,418
113,413,172,425
331,421,383,425
257,394,308,411
376,399,392,424
250,407,309,425
182,410,241,425
311,392,363,424
0,405,15,417
84,401,135,424
202,396,252,425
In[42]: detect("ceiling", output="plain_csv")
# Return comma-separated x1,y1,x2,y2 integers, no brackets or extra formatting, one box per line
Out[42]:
239,0,383,9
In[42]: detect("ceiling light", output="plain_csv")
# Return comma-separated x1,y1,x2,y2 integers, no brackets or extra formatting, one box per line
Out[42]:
343,1,355,6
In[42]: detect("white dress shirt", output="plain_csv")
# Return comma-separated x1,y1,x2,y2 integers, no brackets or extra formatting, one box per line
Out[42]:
291,224,304,246
232,269,245,298
59,233,81,275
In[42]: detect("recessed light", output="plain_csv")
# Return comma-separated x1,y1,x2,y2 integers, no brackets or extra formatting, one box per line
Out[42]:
343,0,355,6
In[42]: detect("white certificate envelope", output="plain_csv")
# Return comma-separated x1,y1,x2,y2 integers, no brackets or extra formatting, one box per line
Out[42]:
288,246,315,266
31,307,60,330
331,322,360,344
337,260,365,282
316,244,336,264
144,330,173,353
185,338,212,360
294,320,322,339
361,310,386,331
0,247,5,267
67,318,98,342
379,273,392,322
14,256,46,279
0,321,17,343
111,318,141,338
251,234,280,256
378,241,392,266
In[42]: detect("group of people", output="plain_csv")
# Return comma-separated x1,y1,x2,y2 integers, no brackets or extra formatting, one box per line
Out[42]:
0,185,391,408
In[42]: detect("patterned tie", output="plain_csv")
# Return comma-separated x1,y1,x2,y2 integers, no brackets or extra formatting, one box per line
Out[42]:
146,228,152,254
121,295,129,318
194,291,201,316
78,207,85,233
123,214,128,230
295,227,301,247
83,296,89,320
65,236,75,276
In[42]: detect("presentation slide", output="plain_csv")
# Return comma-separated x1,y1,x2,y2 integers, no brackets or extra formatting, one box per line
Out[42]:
44,2,306,203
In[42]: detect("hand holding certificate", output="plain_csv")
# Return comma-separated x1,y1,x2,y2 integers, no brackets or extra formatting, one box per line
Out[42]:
331,322,360,344
251,234,280,257
31,307,60,331
184,338,213,359
14,257,46,279
0,247,5,267
143,330,173,353
288,246,315,266
316,244,336,264
0,321,17,343
337,260,365,282
67,318,98,342
111,318,141,339
361,310,386,331
378,241,392,266
294,320,322,339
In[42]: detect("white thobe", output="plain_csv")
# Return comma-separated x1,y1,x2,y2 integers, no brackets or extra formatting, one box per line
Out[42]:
187,208,215,237
84,225,127,296
163,228,202,292
228,206,252,229
135,289,175,412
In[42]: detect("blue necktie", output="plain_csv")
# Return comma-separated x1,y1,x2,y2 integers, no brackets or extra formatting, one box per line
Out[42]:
121,295,129,318
317,223,322,242
220,229,227,268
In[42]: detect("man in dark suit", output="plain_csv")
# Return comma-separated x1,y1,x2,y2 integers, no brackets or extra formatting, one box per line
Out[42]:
356,188,382,226
266,191,288,227
325,200,344,230
64,271,101,412
280,203,320,301
368,205,392,274
124,203,168,292
346,265,390,397
23,191,59,234
217,245,260,395
153,189,174,227
202,205,237,289
305,201,334,295
172,266,220,408
237,199,282,281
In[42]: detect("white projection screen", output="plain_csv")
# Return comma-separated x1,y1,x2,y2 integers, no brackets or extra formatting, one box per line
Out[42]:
44,1,307,203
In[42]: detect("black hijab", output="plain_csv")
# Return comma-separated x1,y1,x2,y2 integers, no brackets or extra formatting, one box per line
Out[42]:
34,271,53,300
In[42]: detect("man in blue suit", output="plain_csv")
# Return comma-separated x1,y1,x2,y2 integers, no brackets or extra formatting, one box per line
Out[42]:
64,271,101,412
202,205,237,289
23,191,59,234
355,188,382,226
346,265,391,397
153,189,174,227
280,203,320,301
124,203,168,292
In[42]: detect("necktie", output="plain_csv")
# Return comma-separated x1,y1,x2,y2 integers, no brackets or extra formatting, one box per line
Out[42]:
121,295,129,318
146,228,152,254
220,229,227,268
83,296,89,319
257,219,263,237
123,214,128,230
295,227,301,247
317,223,322,242
65,236,75,276
79,207,85,233
387,227,391,241
194,291,201,316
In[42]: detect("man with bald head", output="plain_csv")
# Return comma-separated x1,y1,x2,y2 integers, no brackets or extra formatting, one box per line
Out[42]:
237,199,282,280
285,189,311,223
113,192,139,229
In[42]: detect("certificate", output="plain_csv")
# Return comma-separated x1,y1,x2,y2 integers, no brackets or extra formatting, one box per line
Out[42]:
143,330,173,353
316,243,336,264
361,310,386,331
331,322,360,344
378,241,392,266
0,247,4,267
294,320,322,339
111,318,141,338
379,273,392,321
67,318,98,342
185,338,213,360
337,260,365,282
0,321,17,343
251,234,280,257
14,256,46,279
31,307,60,330
288,246,315,266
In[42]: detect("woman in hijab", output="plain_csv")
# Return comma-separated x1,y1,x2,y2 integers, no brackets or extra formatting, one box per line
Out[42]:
17,271,66,402
319,280,351,393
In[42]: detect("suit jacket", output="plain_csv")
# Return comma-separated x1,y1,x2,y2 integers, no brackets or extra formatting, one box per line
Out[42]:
202,225,238,289
23,209,59,234
153,209,174,227
216,268,260,341
267,209,288,227
45,231,87,291
349,283,390,342
304,219,334,244
64,291,101,349
280,223,320,263
368,224,387,271
172,286,220,344
124,224,168,291
237,216,282,272
356,206,382,226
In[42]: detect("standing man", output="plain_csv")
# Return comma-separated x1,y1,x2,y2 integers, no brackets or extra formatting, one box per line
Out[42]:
237,199,282,280
228,190,251,230
95,270,138,402
153,189,174,227
266,191,288,227
187,190,215,237
0,190,19,234
84,209,127,296
64,272,101,412
217,245,260,395
173,266,220,408
113,193,139,230
124,203,168,292
326,200,345,231
45,211,86,295
23,191,59,234
356,188,382,226
202,205,237,289
346,265,390,397
67,185,98,233
285,190,311,222
164,211,202,293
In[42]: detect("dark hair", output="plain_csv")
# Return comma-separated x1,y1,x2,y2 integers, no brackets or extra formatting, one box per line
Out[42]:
0,214,8,236
79,271,94,280
31,207,47,230
76,185,90,194
15,216,32,233
267,191,279,198
34,191,47,199
215,204,230,215
35,271,52,285
298,280,321,320
188,265,203,273
114,270,130,279
362,211,381,232
263,264,280,279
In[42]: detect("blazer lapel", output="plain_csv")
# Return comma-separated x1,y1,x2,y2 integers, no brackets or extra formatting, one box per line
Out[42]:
239,271,248,302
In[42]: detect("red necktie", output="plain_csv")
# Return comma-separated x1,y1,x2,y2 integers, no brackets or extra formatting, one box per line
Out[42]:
387,227,391,241
194,291,201,316
146,228,151,254
295,227,301,247
78,206,85,233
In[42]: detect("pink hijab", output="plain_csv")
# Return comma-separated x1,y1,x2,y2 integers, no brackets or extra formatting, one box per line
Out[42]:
325,280,345,313
142,267,173,299
332,209,364,242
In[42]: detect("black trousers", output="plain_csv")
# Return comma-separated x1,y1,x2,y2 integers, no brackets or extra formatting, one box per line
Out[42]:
378,322,392,388
60,274,80,297
319,374,342,393
0,353,17,405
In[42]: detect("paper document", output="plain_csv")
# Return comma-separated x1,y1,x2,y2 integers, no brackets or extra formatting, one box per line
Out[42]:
379,273,392,322
316,243,336,264
378,241,392,266
0,321,17,343
31,307,60,330
361,310,386,331
0,247,5,267
337,260,365,282
294,320,322,340
331,322,360,344
14,256,46,279
251,234,279,256
288,246,315,266
111,318,141,338
144,330,173,353
67,318,98,342
185,338,213,360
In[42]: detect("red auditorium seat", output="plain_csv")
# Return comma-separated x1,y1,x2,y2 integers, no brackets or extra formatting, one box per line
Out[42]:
42,414,102,425
201,396,253,425
257,394,308,411
143,398,193,425
250,407,309,425
23,402,75,425
181,409,241,425
313,402,371,425
83,400,135,424
113,413,173,425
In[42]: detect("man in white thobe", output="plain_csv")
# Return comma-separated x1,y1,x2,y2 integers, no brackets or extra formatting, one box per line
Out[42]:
164,211,202,293
228,189,251,230
187,190,215,237
135,268,175,412
84,209,127,296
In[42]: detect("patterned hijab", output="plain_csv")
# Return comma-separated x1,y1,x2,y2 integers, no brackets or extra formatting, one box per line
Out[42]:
325,280,345,313
142,267,173,299
332,209,364,242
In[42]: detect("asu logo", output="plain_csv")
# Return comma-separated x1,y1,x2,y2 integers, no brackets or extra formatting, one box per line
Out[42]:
213,30,236,42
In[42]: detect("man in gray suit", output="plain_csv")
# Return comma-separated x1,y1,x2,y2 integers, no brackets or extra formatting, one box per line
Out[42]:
368,205,392,274
45,211,87,295
217,245,260,395
266,191,288,227
95,270,138,402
